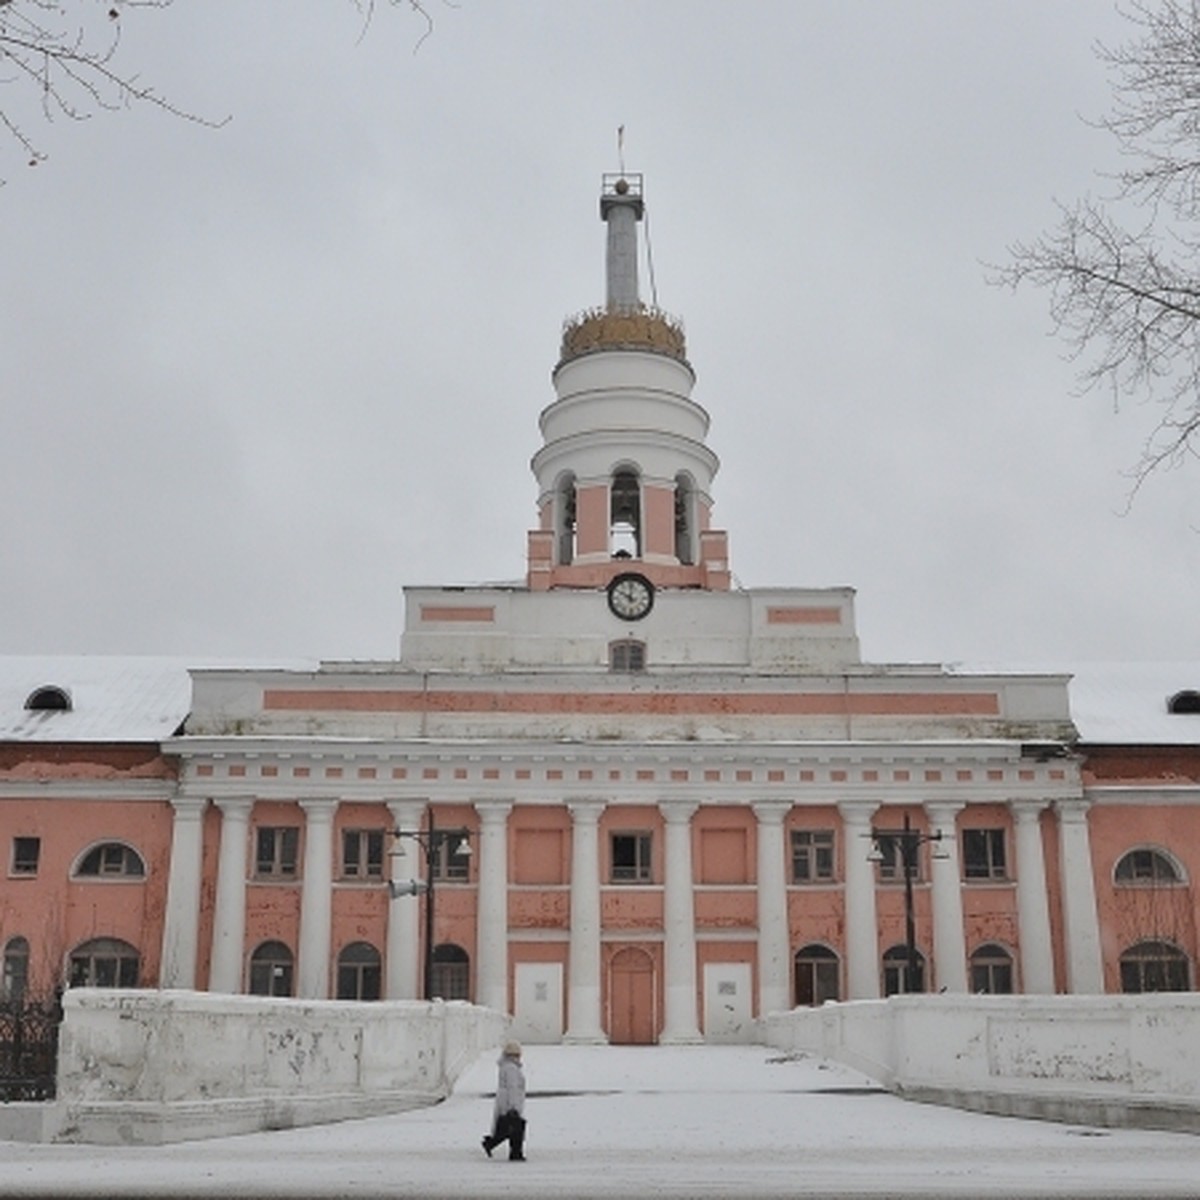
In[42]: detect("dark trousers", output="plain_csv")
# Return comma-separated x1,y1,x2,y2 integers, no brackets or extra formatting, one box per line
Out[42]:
485,1110,526,1159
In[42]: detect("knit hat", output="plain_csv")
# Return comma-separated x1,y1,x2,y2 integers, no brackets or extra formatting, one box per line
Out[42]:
503,1040,522,1058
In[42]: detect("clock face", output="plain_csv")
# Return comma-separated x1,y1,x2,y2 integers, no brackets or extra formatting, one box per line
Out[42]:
608,572,655,621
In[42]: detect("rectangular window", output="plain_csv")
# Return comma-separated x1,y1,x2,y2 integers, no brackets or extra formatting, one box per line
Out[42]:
963,828,1007,880
873,831,923,882
791,830,835,883
432,830,471,881
256,826,300,878
341,829,384,880
611,832,653,883
12,837,40,876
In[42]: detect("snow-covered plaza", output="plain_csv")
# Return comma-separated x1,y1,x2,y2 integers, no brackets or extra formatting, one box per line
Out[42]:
2,1045,1200,1198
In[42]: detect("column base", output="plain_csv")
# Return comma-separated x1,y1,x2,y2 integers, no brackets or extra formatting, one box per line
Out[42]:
659,1029,705,1046
562,1030,609,1045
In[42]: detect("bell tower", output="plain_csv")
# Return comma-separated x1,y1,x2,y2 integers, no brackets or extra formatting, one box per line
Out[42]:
526,173,731,592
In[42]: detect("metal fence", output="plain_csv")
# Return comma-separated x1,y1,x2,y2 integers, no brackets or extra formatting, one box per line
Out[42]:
0,992,62,1101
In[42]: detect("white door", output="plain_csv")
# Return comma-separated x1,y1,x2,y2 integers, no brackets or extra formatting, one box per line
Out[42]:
510,962,564,1044
703,962,754,1043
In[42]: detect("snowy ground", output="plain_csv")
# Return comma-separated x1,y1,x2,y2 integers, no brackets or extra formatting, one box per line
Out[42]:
2,1045,1200,1198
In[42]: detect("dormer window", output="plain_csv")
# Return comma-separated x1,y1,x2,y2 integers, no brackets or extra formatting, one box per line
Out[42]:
25,685,72,712
1167,690,1200,714
610,639,646,672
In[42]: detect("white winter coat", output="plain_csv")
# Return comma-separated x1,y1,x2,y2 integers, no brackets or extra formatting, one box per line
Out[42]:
493,1051,526,1122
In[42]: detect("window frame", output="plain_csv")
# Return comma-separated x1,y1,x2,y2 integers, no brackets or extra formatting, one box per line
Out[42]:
873,831,924,883
1119,940,1191,993
1114,846,1184,886
609,638,647,673
68,937,139,988
610,831,654,884
340,828,385,881
790,829,836,884
11,836,40,876
431,829,471,882
962,827,1008,881
336,941,382,1001
794,943,840,1006
74,841,145,880
248,940,294,996
969,942,1015,994
882,944,926,996
255,825,300,880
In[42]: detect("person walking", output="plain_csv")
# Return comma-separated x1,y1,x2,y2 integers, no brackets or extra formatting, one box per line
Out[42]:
481,1040,527,1161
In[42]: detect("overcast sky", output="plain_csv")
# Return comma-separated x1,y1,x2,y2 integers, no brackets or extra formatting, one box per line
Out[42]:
3,1,1196,668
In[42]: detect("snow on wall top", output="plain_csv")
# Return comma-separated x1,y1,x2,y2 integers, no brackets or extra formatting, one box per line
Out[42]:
953,662,1200,746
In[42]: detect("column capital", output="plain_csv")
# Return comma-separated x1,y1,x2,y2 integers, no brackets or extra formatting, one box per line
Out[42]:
1054,798,1093,824
752,801,792,825
215,796,254,819
660,801,699,825
923,800,965,828
567,799,607,823
474,799,515,824
298,796,339,821
170,796,209,819
836,801,877,827
1010,797,1051,821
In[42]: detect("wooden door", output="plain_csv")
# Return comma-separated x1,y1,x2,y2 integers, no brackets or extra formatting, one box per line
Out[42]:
609,947,655,1044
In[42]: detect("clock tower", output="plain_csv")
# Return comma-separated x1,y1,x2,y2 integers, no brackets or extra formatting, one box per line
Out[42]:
525,172,731,594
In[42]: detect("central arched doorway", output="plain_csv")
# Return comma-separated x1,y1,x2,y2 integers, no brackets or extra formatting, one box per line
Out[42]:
608,946,656,1044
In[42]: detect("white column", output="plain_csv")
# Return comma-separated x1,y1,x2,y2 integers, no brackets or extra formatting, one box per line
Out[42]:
838,803,879,1000
297,797,338,999
159,796,207,989
660,802,702,1044
1012,799,1056,994
474,800,513,1014
210,797,253,993
1056,799,1105,994
386,800,426,1000
753,802,792,1017
565,800,607,1043
925,802,968,993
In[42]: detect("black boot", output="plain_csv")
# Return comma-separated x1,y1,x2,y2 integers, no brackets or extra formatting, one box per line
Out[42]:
508,1115,527,1161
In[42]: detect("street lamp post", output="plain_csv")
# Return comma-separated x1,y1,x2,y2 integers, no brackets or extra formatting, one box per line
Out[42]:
387,811,470,1000
869,813,944,994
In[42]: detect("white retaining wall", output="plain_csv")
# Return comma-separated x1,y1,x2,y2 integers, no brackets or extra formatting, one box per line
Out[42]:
764,993,1200,1133
14,988,506,1145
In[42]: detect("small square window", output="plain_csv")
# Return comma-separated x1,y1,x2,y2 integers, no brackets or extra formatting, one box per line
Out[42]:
610,640,646,672
611,832,653,883
12,837,40,876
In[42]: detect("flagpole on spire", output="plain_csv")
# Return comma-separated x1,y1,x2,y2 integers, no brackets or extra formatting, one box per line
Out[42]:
617,125,625,176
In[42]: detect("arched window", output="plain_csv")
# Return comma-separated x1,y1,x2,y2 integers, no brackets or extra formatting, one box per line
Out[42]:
24,685,71,712
970,943,1015,994
674,472,695,565
248,941,294,997
610,468,642,558
74,842,145,878
794,943,840,1007
1119,940,1190,993
555,472,577,566
2,937,30,1003
1114,847,1183,885
336,942,382,1001
430,943,469,1001
1167,690,1200,714
609,639,646,673
882,944,925,996
68,937,139,988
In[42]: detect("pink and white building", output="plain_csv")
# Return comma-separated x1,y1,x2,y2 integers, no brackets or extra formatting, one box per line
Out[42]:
3,174,1199,1043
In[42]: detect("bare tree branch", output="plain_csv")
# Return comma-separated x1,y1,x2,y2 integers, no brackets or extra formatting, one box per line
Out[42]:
995,0,1200,487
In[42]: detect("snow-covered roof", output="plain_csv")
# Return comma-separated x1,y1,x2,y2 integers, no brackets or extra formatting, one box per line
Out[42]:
0,656,196,742
950,661,1200,746
1065,662,1200,746
2,657,1198,746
